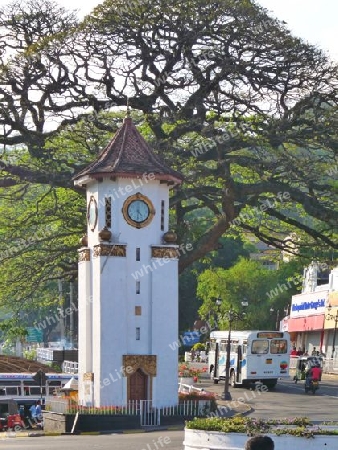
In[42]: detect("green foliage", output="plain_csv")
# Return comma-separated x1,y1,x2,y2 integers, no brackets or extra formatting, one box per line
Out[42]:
179,237,250,332
192,343,206,351
197,258,304,330
185,416,338,436
23,348,37,360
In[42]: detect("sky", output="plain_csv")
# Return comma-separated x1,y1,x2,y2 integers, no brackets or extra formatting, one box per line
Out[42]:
0,0,337,60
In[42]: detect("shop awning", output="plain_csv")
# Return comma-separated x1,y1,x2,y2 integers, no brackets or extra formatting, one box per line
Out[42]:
288,314,325,332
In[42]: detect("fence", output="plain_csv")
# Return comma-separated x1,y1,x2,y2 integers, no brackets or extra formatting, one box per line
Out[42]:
323,357,338,373
289,356,338,372
62,360,79,374
45,398,211,426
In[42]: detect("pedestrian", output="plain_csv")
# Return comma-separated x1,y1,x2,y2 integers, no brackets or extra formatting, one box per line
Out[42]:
245,435,274,450
29,403,36,420
35,400,42,420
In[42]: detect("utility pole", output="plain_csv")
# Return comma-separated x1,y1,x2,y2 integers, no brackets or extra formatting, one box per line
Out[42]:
69,281,74,348
58,279,65,344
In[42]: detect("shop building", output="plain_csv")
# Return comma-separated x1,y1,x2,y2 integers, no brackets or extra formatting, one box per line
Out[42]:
285,263,338,360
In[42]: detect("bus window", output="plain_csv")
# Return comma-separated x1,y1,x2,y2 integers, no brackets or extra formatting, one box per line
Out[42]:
5,387,19,396
231,343,238,353
242,344,247,355
210,340,216,351
220,341,227,352
251,339,269,354
270,339,288,354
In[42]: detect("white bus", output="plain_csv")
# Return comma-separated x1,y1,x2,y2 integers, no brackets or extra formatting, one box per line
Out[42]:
0,373,76,400
208,330,290,389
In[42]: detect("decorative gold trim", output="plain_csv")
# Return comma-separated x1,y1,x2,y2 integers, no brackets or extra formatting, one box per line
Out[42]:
93,244,126,257
123,355,157,376
83,372,94,381
151,246,179,259
78,248,90,262
122,193,155,229
87,196,98,231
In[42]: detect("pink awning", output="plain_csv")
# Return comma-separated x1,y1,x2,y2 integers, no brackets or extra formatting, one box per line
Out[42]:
288,314,325,332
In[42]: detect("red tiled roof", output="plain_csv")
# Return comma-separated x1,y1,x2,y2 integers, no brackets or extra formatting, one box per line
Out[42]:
73,117,183,185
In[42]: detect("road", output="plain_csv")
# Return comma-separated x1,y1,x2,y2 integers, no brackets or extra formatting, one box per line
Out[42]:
205,373,338,422
0,430,184,450
245,375,338,421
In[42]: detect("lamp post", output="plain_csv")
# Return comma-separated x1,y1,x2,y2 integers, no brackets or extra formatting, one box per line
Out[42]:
221,302,247,401
326,306,338,359
213,298,222,330
270,308,280,331
270,306,289,331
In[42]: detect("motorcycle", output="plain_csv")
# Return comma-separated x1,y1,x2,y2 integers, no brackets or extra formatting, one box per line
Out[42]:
305,378,319,394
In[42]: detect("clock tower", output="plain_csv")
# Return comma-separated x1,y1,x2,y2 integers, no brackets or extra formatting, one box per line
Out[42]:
73,114,183,408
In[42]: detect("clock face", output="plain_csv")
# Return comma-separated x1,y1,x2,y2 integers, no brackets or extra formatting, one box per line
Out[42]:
87,196,98,231
127,200,149,223
123,193,155,228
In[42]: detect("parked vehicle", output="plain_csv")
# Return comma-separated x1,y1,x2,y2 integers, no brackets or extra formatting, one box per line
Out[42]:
0,372,77,401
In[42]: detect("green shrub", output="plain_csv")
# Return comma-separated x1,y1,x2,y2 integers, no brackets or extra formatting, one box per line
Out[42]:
185,417,338,436
192,343,206,351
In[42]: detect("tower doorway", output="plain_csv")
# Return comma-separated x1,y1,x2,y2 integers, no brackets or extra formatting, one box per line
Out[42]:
129,368,148,401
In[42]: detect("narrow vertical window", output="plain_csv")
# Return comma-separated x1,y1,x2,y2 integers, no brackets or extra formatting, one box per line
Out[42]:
136,281,140,294
136,327,140,340
105,197,112,228
136,247,140,261
161,200,165,231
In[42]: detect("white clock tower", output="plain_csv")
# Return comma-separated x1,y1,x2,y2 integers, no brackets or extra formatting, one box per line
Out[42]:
73,114,183,408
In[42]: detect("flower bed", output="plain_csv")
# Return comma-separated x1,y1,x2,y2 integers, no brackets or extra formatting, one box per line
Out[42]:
184,417,338,450
179,363,207,382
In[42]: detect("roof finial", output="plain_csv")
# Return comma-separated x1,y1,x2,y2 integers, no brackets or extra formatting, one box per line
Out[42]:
126,97,131,118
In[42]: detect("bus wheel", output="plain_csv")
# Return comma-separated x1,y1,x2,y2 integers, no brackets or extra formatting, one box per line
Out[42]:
213,378,219,384
230,371,237,388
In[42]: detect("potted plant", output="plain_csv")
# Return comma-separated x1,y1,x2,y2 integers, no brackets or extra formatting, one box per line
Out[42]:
184,417,338,450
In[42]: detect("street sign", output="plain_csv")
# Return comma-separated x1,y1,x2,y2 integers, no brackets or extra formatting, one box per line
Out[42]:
32,369,48,386
27,327,43,343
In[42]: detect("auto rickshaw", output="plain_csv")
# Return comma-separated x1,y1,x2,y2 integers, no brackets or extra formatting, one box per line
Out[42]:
0,399,25,431
293,355,323,383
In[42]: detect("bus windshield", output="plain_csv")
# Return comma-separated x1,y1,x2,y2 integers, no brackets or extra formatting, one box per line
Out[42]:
251,339,269,354
270,339,288,354
251,339,288,354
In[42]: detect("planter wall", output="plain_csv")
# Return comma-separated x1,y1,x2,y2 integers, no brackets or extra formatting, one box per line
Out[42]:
44,413,140,433
179,377,194,386
184,428,338,450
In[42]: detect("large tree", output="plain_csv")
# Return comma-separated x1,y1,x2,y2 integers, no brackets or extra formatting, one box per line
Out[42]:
0,0,337,335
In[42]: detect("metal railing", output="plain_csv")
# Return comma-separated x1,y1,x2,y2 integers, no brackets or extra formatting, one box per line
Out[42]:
323,357,338,373
37,348,54,361
62,360,79,374
290,355,338,372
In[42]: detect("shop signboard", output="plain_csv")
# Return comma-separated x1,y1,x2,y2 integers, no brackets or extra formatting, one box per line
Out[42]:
290,290,328,318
